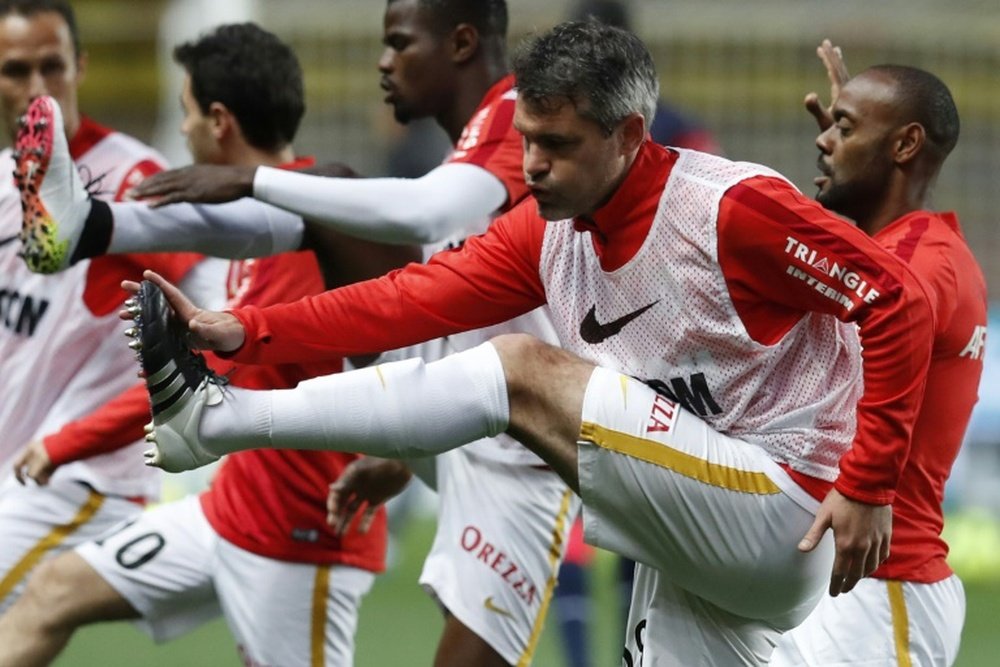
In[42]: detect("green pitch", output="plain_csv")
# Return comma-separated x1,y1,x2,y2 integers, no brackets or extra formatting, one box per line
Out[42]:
53,515,1000,666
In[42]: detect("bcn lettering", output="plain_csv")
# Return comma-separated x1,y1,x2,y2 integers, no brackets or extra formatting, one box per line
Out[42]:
0,289,49,336
461,525,537,605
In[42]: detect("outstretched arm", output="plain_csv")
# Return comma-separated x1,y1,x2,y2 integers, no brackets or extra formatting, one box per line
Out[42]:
12,383,152,486
121,273,246,352
124,201,548,366
131,162,508,246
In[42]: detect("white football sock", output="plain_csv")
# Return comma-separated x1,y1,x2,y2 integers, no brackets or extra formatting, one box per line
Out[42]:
199,342,510,458
108,199,304,258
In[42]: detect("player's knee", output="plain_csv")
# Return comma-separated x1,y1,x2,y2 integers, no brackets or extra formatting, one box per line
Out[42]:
490,333,590,401
490,333,556,388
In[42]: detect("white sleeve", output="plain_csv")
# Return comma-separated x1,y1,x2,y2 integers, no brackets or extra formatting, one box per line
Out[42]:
107,198,304,259
252,162,509,245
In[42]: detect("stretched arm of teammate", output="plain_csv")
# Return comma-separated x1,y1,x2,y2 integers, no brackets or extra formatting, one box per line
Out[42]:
106,197,419,290
107,198,306,259
253,162,508,244
128,164,256,205
13,383,151,486
107,161,372,260
128,202,548,366
228,208,547,364
132,162,508,245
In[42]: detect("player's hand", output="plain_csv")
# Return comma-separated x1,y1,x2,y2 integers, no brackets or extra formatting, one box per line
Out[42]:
128,165,257,207
327,457,412,536
13,440,57,486
804,39,851,131
120,270,246,353
798,488,891,596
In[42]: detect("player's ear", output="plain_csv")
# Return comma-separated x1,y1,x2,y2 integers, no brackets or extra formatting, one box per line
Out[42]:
207,101,232,141
894,122,925,166
74,50,88,86
451,23,479,65
618,112,646,155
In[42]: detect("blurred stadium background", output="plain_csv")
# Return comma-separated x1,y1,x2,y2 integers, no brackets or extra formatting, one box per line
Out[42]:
34,0,1000,664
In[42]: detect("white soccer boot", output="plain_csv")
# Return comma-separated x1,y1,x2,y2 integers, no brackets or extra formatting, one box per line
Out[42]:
15,95,92,273
126,279,227,472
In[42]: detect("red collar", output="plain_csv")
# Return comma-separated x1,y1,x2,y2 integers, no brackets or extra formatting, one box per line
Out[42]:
876,209,962,238
68,116,112,159
571,141,677,270
474,74,515,114
278,156,315,171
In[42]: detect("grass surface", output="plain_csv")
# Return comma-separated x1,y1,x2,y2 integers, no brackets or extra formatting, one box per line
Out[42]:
53,515,1000,666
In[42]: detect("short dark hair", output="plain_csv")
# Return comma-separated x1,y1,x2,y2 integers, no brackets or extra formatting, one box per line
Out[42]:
867,64,960,160
388,0,508,41
512,21,658,135
174,22,304,151
0,0,81,57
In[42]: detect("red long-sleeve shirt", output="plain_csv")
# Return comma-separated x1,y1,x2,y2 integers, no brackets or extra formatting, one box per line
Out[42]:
870,211,986,582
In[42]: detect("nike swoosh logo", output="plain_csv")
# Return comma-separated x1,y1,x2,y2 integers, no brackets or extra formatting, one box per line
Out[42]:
0,234,17,249
483,596,515,618
579,300,660,344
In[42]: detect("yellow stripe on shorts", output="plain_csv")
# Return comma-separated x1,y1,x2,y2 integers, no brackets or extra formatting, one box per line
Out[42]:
517,487,575,667
887,580,913,667
311,564,331,667
580,421,781,495
0,487,105,604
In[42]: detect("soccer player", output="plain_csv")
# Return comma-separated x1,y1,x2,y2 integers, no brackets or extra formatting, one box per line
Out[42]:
769,43,986,667
0,0,198,614
16,2,578,666
0,23,403,666
112,22,936,664
555,5,725,664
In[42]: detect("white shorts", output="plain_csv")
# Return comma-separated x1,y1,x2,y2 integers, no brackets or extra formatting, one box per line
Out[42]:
770,575,965,666
419,447,579,665
76,495,375,667
0,475,142,614
578,368,835,666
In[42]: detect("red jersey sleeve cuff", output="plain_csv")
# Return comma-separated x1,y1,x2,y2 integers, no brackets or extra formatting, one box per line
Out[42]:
42,432,77,467
221,306,272,362
833,477,895,506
